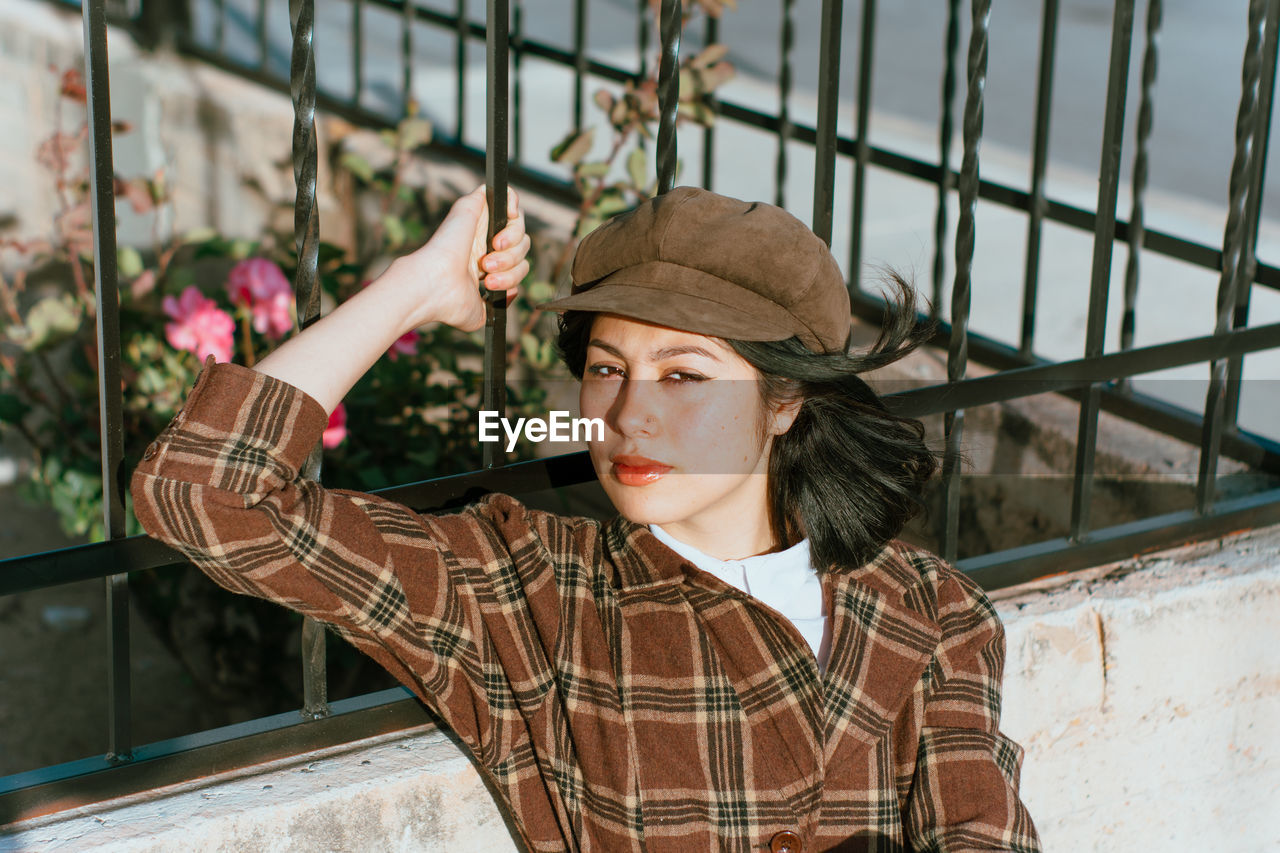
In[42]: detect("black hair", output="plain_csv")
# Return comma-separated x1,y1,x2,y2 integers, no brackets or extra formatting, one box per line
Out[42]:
556,271,938,571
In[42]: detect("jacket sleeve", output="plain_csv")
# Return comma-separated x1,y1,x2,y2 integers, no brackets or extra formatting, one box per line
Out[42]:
129,358,525,765
903,567,1042,853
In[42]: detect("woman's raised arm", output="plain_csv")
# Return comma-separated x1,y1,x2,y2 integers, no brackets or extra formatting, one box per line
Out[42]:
252,186,530,414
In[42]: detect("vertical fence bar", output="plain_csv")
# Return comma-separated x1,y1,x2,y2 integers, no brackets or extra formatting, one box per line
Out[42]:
1069,0,1136,540
1198,0,1268,513
812,0,843,245
289,0,329,719
1117,0,1163,368
941,0,990,564
701,12,718,190
402,0,415,115
848,0,877,292
483,0,510,470
573,0,588,130
1226,0,1280,427
512,0,524,165
83,0,131,763
257,0,269,71
353,0,364,105
656,0,681,194
638,0,651,81
774,0,794,206
1019,0,1060,355
214,0,226,52
456,0,467,140
932,0,961,319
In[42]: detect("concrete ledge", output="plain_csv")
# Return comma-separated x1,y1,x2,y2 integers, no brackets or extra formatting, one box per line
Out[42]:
1,726,519,852
5,523,1278,852
996,524,1280,852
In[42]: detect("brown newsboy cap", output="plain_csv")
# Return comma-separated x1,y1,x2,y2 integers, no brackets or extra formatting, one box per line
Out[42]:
543,187,851,353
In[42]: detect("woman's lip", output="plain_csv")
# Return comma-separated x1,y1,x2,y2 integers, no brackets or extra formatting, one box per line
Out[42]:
611,454,668,467
611,457,673,486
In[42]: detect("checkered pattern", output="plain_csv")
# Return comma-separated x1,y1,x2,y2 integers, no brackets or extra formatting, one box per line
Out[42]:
132,361,1041,853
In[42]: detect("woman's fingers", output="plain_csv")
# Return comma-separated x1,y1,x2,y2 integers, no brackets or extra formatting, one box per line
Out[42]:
483,232,530,275
482,258,530,292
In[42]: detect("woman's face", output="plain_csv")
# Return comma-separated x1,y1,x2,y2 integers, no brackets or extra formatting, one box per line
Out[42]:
579,314,798,557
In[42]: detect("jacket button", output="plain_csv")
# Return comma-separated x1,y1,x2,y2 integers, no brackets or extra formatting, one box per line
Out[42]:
769,830,802,853
142,441,159,461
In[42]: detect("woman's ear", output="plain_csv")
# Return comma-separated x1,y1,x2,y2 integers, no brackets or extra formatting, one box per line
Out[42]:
770,397,803,436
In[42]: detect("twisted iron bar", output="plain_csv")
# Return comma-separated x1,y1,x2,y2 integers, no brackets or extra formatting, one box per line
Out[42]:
1198,0,1268,512
574,0,588,129
402,0,415,115
775,0,794,207
656,0,681,194
352,0,364,102
483,0,510,469
1069,0,1136,540
941,0,990,562
1226,0,1280,426
638,0,651,83
932,0,961,318
811,0,843,245
848,0,878,291
1020,0,1060,355
456,0,467,139
289,0,328,720
289,0,321,331
701,13,718,189
1119,0,1163,357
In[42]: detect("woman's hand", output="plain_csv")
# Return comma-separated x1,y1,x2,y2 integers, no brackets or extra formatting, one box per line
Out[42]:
393,186,531,332
252,184,531,414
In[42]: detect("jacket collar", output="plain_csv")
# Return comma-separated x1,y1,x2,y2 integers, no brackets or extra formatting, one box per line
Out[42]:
604,518,942,658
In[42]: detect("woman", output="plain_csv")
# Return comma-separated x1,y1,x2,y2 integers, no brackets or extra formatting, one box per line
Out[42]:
132,186,1040,852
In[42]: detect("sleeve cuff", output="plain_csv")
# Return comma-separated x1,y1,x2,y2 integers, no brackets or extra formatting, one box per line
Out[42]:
135,356,331,493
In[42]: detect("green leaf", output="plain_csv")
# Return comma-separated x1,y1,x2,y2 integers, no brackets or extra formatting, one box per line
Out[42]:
397,117,433,150
520,332,541,365
0,392,30,424
626,148,648,190
339,151,375,183
382,215,407,249
527,280,558,304
550,128,596,166
575,161,611,179
117,246,143,279
23,294,83,350
594,189,633,217
181,226,219,245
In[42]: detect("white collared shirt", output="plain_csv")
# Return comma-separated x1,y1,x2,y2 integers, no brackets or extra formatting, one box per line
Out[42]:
649,524,829,671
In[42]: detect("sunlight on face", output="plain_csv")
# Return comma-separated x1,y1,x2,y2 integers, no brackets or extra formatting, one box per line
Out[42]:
579,315,797,558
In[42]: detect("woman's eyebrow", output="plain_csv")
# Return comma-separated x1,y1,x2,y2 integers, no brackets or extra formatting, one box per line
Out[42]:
586,340,723,362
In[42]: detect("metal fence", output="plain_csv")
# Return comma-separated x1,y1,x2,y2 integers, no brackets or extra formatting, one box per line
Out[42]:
3,0,1280,824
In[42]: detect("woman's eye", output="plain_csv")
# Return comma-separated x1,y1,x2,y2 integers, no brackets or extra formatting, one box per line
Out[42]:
662,371,707,384
586,364,624,379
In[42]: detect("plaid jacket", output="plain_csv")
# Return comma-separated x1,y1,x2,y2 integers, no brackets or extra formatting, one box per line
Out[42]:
131,362,1040,853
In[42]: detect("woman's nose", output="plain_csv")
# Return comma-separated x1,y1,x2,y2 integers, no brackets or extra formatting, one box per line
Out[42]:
611,379,660,438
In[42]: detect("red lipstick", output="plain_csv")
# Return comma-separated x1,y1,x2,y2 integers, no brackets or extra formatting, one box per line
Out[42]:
610,454,673,486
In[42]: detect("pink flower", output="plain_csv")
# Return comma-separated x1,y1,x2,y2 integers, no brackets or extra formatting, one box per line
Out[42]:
387,329,419,361
322,403,348,449
226,258,294,340
163,286,234,363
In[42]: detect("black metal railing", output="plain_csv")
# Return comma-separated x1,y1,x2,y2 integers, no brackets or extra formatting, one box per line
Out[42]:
4,0,1280,827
